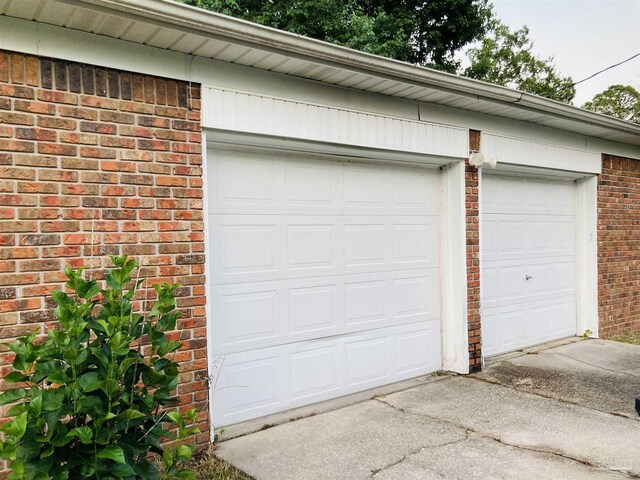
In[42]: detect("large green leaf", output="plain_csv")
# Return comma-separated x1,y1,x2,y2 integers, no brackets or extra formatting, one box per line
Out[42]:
67,426,93,444
78,372,102,392
157,341,182,357
100,378,120,397
0,412,27,438
42,389,65,412
3,371,29,383
116,409,145,422
97,445,126,464
0,388,27,406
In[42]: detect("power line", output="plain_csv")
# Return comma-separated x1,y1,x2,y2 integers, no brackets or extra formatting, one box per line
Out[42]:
571,52,640,87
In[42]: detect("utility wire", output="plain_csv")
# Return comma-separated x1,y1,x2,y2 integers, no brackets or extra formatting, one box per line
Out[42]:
571,52,640,87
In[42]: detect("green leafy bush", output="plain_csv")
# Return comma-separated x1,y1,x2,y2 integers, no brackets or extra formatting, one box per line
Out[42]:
0,256,200,479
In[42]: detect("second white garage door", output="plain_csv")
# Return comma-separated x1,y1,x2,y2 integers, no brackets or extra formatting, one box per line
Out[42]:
208,146,442,426
481,174,577,356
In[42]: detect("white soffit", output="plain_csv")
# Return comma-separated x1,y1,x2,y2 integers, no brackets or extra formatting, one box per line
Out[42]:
203,87,469,159
482,133,602,174
1,0,639,147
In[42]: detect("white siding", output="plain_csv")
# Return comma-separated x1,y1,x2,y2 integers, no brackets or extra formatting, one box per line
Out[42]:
202,87,468,158
482,133,601,174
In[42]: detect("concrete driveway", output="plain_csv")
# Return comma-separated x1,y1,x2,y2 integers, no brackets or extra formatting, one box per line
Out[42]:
217,339,640,479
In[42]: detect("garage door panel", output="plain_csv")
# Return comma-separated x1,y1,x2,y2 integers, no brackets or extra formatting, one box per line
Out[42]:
285,161,338,208
213,269,439,355
217,353,284,419
483,299,575,357
287,224,337,272
483,175,574,216
482,175,576,356
482,309,527,356
216,224,280,280
210,147,442,425
483,218,575,265
483,259,575,308
214,154,279,208
345,336,392,386
391,169,438,211
396,324,439,374
342,166,386,208
344,224,386,266
210,149,440,217
212,215,438,284
219,288,281,347
550,261,575,292
213,321,440,426
290,345,340,401
288,284,338,335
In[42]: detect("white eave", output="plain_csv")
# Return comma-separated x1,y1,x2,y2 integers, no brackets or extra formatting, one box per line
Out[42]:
2,0,639,146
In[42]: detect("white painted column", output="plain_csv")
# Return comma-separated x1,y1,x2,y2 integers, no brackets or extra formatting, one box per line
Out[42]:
440,160,469,373
576,175,599,337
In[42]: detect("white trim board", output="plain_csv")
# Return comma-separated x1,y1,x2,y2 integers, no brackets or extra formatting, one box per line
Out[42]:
481,133,601,174
202,87,469,159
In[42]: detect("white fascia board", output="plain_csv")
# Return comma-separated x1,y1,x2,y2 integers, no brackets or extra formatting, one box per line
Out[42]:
202,87,469,159
419,103,640,161
481,133,602,174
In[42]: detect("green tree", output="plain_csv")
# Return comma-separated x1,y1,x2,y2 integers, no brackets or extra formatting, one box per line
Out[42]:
464,23,575,103
180,0,493,72
582,85,640,123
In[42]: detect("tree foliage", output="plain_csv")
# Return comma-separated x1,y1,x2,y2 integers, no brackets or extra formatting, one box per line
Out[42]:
582,85,640,123
0,256,199,480
464,23,575,103
180,0,493,72
181,0,577,102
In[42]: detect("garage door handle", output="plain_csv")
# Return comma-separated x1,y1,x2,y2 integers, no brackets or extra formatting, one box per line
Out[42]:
525,275,533,280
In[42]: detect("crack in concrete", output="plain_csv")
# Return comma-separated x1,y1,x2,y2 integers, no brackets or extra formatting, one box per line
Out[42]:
368,397,470,478
468,371,640,422
550,351,640,380
368,436,468,478
374,395,639,479
482,435,640,479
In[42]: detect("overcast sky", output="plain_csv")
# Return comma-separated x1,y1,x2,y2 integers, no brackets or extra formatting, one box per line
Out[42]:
478,0,640,106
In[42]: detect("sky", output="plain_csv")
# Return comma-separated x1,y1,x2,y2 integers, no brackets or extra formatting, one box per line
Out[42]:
475,0,640,106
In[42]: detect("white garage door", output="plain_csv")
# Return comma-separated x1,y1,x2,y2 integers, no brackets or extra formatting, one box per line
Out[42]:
208,146,441,426
481,175,576,357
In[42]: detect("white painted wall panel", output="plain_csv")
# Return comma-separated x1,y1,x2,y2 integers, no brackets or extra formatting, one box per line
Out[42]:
209,146,442,425
482,133,601,174
202,87,468,158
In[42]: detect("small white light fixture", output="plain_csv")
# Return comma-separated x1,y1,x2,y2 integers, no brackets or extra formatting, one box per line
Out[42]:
469,152,484,167
469,152,498,169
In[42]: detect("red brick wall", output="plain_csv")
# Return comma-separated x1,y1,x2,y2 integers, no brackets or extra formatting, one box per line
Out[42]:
598,154,640,337
466,130,481,372
0,50,209,448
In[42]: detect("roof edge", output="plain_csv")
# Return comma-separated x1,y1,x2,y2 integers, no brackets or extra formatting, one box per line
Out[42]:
61,0,640,137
